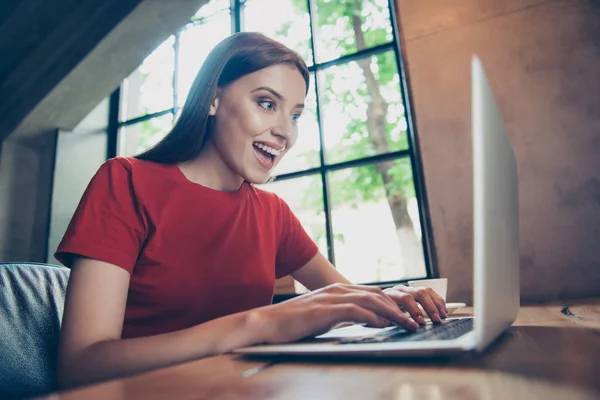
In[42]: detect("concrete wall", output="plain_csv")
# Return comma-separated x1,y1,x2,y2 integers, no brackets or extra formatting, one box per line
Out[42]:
0,99,108,265
46,100,109,264
0,100,108,265
0,135,56,262
396,0,600,302
0,140,39,261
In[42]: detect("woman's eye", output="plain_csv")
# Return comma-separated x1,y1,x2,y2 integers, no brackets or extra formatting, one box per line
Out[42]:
291,113,302,123
258,100,275,111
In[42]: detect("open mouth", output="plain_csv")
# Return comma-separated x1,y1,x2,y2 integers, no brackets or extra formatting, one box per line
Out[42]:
252,142,283,169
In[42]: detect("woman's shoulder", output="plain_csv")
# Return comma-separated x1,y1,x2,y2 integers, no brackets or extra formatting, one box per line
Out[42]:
93,157,180,197
247,184,291,211
103,156,157,170
248,184,277,200
100,156,173,178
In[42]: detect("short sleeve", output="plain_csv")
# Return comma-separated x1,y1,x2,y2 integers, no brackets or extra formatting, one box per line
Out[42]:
275,197,319,278
54,158,145,274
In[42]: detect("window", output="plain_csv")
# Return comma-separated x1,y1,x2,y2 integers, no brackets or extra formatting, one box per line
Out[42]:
110,0,435,286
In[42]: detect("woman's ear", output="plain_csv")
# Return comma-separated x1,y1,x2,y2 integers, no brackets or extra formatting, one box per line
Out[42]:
208,92,220,116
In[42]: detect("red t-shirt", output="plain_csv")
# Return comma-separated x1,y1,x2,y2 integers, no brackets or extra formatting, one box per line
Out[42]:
55,157,318,339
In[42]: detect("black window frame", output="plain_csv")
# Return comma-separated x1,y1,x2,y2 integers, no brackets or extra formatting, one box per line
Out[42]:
106,0,438,288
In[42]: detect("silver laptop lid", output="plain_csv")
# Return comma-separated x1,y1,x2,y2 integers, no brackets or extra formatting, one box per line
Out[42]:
471,55,520,351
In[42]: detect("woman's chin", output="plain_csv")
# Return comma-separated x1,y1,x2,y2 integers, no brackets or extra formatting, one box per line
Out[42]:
243,171,272,185
243,158,283,185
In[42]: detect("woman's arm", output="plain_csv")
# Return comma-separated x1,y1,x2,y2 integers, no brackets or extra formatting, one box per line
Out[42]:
291,252,349,290
57,257,261,389
59,256,419,389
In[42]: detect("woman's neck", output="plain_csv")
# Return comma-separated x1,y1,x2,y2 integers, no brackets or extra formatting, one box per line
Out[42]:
178,144,244,192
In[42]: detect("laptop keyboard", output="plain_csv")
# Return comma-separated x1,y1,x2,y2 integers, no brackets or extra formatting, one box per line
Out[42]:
339,317,474,344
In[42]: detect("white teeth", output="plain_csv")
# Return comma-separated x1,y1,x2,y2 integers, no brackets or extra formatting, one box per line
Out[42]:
254,142,283,156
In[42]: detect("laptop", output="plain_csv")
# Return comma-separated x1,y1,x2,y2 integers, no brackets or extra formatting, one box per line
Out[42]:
234,55,520,358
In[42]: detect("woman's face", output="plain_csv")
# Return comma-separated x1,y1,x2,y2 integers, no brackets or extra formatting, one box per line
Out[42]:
208,63,306,185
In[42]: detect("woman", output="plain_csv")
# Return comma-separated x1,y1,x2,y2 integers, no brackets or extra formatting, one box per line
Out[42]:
56,32,447,389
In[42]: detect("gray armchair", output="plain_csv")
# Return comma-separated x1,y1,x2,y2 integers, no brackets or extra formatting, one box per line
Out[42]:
0,263,70,399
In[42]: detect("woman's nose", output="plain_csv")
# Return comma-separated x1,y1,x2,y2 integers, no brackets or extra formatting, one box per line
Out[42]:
272,116,295,142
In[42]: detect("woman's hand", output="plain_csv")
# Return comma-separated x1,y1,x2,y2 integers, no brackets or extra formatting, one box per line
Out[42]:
383,284,448,324
288,253,447,327
249,283,421,344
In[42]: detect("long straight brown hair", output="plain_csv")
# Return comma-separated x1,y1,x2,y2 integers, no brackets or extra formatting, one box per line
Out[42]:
136,32,310,164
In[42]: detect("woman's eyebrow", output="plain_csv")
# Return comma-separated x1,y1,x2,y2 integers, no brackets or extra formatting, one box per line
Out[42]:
251,86,304,109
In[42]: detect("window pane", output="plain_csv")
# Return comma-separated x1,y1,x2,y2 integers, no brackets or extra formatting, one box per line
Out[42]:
118,113,175,157
121,36,175,121
192,0,229,20
178,10,231,108
258,175,327,258
312,0,393,64
272,73,320,176
327,158,426,283
243,0,313,65
318,50,408,165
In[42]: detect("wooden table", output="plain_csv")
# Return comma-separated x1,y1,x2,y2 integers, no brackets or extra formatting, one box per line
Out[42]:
44,299,600,400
